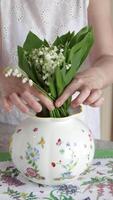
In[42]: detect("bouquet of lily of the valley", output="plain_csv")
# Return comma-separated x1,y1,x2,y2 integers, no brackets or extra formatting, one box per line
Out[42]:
5,26,94,117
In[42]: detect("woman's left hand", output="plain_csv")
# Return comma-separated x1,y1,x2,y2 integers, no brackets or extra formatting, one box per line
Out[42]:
55,67,105,108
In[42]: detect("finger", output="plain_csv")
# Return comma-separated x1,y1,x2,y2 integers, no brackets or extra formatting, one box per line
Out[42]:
55,78,83,107
21,91,42,113
6,97,13,110
71,87,91,108
30,87,54,111
2,98,13,112
84,89,102,105
9,93,29,113
90,97,104,107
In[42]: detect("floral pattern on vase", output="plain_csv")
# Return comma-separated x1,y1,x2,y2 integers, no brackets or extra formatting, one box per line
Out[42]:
25,142,45,180
52,141,79,181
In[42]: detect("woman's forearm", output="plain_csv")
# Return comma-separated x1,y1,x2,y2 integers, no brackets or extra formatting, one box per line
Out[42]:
91,55,113,87
88,0,113,88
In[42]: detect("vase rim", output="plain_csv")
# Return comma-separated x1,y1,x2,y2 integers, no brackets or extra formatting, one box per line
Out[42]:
27,105,83,122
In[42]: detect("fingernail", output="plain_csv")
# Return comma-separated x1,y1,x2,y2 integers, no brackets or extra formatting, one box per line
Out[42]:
55,101,61,108
36,106,42,113
23,108,29,113
47,102,55,111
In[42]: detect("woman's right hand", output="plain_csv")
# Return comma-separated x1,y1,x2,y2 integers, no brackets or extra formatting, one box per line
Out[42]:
0,68,54,113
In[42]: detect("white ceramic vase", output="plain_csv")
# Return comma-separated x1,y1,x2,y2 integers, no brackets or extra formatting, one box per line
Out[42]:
10,106,95,185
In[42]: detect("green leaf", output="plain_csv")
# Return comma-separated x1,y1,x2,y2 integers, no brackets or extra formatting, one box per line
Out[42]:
53,32,75,64
69,34,77,48
65,48,86,85
55,65,64,96
53,36,62,46
79,31,94,64
43,39,50,47
48,76,57,99
68,42,81,63
53,31,73,46
18,46,24,68
68,28,93,62
23,31,43,51
59,31,71,45
65,28,94,85
63,43,70,63
75,26,91,43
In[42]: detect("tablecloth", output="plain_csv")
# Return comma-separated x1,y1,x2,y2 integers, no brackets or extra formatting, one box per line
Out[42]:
0,150,113,200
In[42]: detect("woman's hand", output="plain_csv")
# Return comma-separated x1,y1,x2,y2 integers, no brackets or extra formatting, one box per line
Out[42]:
0,69,54,113
55,67,105,108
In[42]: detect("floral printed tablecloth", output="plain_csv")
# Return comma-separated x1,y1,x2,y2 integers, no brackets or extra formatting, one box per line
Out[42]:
0,150,113,200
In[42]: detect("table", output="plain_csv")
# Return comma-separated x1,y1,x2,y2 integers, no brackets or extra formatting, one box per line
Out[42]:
0,122,113,200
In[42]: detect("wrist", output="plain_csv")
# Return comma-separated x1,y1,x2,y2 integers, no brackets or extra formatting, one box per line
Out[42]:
92,55,113,87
